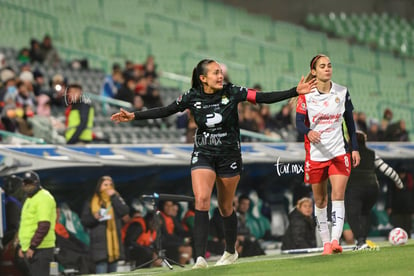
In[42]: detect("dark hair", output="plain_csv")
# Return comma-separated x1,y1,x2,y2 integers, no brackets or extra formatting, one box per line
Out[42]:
191,59,216,89
67,83,82,91
95,175,114,195
238,194,250,203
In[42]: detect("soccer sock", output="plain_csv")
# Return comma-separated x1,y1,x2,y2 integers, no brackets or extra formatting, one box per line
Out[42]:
222,210,237,254
331,200,345,242
314,205,331,244
193,210,209,259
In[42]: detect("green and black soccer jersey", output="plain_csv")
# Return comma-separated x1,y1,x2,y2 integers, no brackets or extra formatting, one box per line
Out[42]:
133,83,298,156
176,83,248,156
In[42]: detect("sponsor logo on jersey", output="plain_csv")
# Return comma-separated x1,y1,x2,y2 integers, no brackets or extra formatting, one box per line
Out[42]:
191,156,198,164
230,162,237,170
194,101,202,109
221,96,229,105
206,113,223,127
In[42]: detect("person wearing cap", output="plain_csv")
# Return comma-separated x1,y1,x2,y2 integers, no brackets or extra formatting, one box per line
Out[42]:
17,171,57,276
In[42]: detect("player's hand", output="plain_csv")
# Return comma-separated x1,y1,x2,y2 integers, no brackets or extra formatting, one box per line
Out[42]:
352,150,360,168
307,130,321,144
296,76,317,95
111,108,134,123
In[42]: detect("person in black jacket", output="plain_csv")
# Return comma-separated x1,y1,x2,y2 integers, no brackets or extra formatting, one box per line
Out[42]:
346,131,403,250
81,176,130,274
282,197,316,250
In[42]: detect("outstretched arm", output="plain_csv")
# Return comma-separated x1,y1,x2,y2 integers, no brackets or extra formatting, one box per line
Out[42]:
375,156,404,189
252,77,317,104
111,102,180,122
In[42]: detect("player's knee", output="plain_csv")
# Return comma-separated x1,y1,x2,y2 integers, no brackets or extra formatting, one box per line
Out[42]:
195,196,211,211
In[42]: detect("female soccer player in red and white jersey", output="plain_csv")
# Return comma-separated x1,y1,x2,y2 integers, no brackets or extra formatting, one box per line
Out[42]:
296,54,360,255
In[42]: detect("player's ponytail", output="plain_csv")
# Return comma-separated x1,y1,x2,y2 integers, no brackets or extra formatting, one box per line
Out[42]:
191,59,216,89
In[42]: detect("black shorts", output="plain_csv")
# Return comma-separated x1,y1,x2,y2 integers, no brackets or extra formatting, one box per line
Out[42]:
190,151,242,177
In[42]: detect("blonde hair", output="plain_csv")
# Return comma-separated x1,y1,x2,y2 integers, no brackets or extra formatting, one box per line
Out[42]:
296,197,313,209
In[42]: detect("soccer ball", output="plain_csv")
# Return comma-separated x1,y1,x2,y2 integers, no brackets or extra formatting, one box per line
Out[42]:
388,227,408,246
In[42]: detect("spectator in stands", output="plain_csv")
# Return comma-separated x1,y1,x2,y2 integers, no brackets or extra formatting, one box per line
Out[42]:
101,63,123,99
380,108,393,133
17,171,57,276
19,71,35,97
239,103,260,141
235,195,265,257
356,112,368,133
346,131,403,250
122,199,161,268
29,39,43,63
32,69,47,97
275,103,293,130
282,197,316,250
39,34,60,66
141,73,163,109
158,200,193,265
65,84,95,144
386,164,414,236
115,72,136,104
111,58,315,268
15,80,35,109
296,54,360,255
0,52,6,69
260,104,278,134
385,120,410,141
49,73,67,107
143,55,158,79
0,69,17,105
367,119,383,141
80,176,130,274
17,48,31,64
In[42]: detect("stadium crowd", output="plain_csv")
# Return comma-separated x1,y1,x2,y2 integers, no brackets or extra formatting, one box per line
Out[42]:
0,35,410,145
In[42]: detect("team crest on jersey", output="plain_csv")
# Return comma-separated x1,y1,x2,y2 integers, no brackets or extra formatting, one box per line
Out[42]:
221,96,229,105
335,97,340,103
301,102,306,111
